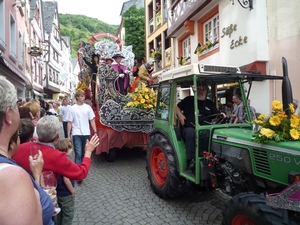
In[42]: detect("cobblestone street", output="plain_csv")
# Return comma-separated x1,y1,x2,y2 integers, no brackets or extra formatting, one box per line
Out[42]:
72,148,230,225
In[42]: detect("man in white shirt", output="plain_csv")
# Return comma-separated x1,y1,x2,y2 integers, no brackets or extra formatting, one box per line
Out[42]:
66,90,97,166
59,98,71,138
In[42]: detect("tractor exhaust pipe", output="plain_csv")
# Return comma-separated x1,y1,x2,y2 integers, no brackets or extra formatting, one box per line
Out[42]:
281,57,293,118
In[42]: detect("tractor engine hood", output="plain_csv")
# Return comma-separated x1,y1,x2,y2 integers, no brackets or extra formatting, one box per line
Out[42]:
212,128,300,153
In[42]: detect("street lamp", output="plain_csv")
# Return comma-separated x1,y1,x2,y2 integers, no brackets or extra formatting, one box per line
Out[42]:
230,0,253,10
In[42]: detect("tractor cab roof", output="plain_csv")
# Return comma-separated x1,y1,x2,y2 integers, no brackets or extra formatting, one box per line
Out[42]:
159,63,283,86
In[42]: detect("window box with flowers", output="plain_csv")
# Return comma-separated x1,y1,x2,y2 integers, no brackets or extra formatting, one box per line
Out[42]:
252,100,300,144
194,40,219,56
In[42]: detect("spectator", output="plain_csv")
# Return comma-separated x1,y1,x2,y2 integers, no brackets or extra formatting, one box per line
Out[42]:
17,98,23,108
19,105,34,119
236,98,256,123
66,90,97,171
247,99,256,120
230,94,243,124
44,101,56,115
48,102,57,115
23,101,40,140
19,118,35,143
53,101,60,115
54,139,75,225
40,107,46,118
0,75,53,225
293,99,300,116
12,115,99,182
60,98,71,138
154,2,161,13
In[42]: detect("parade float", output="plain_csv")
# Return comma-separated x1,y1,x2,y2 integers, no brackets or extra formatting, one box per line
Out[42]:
77,33,154,161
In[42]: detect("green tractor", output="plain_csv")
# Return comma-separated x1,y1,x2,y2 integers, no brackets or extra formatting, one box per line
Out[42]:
146,58,300,224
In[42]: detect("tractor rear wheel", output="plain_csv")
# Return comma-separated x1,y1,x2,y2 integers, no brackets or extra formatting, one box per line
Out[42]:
146,133,186,198
222,192,288,225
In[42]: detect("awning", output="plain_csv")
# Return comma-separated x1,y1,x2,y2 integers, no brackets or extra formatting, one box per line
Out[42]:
33,90,43,97
0,52,31,85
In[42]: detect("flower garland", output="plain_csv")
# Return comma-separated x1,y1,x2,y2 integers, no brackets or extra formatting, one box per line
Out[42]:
125,83,157,110
252,100,300,144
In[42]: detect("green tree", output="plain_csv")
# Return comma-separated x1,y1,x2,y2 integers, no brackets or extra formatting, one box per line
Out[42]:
123,5,145,59
59,14,118,57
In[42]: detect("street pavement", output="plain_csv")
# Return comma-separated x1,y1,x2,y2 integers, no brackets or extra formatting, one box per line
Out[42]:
72,148,230,225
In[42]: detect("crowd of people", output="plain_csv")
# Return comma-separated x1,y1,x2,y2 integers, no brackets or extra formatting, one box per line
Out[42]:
0,75,100,225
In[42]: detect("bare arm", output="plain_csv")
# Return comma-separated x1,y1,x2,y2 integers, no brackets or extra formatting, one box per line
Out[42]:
175,105,186,126
67,121,72,140
0,166,43,225
63,177,75,197
89,118,97,134
29,150,44,185
84,134,100,158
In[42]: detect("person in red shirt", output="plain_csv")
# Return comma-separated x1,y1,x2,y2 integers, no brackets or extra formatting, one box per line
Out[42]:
12,115,99,181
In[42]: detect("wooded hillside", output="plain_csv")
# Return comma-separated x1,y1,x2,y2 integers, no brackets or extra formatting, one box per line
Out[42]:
59,14,118,57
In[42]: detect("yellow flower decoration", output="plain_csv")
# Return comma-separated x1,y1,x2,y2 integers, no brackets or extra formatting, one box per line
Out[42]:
290,129,300,140
258,114,266,120
269,116,281,126
290,117,299,128
125,82,158,110
260,128,275,139
289,103,295,113
252,100,300,144
253,119,264,125
272,100,283,111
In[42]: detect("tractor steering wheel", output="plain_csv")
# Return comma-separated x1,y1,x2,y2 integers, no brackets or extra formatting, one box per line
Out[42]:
200,113,224,125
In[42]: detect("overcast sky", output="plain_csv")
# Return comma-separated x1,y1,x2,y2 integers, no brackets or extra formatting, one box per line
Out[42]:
56,0,126,25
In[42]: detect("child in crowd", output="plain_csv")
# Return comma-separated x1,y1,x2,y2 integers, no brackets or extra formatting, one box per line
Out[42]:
54,139,75,225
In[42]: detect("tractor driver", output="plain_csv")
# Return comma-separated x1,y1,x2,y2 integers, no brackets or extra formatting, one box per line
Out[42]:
175,82,225,171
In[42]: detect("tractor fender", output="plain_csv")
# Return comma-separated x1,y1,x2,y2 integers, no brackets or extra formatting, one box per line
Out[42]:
211,142,252,174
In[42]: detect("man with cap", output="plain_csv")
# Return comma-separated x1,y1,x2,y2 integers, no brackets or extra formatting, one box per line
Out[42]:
175,82,225,171
111,53,130,95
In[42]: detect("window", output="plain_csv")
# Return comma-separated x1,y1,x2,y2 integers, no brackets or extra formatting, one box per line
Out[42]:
197,5,219,59
10,15,17,59
203,14,219,44
182,37,191,59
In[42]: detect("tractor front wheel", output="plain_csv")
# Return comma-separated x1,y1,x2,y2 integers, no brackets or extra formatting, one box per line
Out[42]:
222,192,288,225
146,133,186,198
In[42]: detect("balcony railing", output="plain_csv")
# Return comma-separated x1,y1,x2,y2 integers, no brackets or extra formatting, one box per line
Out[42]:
156,11,162,27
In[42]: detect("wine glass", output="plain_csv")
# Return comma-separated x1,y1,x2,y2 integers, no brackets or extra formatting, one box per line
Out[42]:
42,171,61,215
